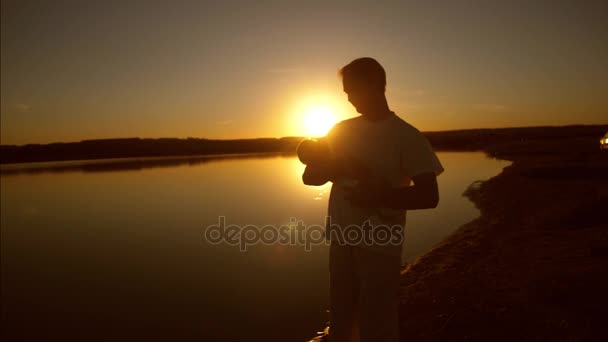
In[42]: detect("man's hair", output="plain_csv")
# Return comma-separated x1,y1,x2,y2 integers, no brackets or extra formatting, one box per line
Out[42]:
339,57,386,92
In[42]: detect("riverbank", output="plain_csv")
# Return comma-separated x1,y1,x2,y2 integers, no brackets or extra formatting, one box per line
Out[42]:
399,136,608,341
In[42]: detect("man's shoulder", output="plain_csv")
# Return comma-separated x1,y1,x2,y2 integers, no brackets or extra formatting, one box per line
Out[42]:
391,114,425,138
336,116,362,127
328,116,361,135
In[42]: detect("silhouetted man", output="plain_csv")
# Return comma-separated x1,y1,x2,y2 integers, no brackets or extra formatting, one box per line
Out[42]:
302,57,444,342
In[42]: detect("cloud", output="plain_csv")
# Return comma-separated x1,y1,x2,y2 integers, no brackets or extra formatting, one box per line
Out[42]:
15,104,30,112
217,119,234,125
392,88,427,97
410,89,427,97
472,103,508,112
266,67,302,74
390,88,428,102
403,103,423,110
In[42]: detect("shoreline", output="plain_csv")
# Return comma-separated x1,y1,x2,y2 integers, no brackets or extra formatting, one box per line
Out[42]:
309,135,607,341
398,137,608,341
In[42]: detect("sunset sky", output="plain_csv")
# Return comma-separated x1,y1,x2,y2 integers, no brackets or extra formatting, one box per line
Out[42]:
1,0,607,145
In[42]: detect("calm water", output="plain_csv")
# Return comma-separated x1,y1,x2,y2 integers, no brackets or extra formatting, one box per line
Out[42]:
1,152,509,341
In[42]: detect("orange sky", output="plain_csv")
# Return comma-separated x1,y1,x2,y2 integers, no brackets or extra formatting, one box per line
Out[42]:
1,1,607,145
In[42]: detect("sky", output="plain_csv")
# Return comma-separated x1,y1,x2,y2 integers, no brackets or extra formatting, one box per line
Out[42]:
1,0,607,145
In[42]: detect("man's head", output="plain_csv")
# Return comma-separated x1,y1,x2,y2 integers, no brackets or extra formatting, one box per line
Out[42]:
339,57,387,115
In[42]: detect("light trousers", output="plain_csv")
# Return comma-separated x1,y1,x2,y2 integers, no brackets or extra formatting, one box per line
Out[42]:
329,243,401,342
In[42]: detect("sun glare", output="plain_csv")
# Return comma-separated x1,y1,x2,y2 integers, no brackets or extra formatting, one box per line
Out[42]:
304,106,337,137
288,93,353,138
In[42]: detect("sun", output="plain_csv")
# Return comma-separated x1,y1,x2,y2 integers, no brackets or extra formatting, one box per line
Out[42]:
288,93,351,137
303,106,337,137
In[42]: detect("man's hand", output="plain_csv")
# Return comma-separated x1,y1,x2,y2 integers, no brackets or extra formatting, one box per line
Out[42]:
342,156,372,181
302,156,369,186
302,159,346,186
344,181,390,208
344,172,439,210
384,173,439,210
342,157,390,208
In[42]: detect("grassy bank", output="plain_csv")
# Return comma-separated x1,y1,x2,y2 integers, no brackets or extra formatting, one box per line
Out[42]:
398,136,608,341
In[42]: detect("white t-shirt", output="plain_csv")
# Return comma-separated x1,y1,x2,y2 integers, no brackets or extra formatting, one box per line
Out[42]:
324,112,444,257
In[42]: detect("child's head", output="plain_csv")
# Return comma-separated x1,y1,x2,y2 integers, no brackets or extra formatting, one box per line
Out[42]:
297,139,329,165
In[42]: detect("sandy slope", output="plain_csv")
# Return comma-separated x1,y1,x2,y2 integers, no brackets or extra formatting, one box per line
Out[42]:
399,137,608,341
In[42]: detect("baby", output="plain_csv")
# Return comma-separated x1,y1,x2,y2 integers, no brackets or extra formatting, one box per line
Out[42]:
296,138,331,166
297,138,372,186
297,138,401,221
297,138,376,189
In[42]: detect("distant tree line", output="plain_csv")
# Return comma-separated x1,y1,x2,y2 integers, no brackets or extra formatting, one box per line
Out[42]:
1,125,606,164
423,124,608,151
0,137,302,164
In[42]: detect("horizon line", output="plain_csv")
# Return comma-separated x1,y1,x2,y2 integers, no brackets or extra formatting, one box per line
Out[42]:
2,123,607,147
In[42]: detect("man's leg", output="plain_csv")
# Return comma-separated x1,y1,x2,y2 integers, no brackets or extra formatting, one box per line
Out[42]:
354,247,401,342
329,242,358,342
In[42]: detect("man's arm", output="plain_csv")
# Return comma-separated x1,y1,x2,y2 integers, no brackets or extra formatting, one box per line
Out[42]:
302,165,330,186
345,172,439,210
301,161,344,186
384,172,439,209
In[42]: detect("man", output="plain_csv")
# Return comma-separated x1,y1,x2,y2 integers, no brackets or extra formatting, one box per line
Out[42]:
302,57,444,342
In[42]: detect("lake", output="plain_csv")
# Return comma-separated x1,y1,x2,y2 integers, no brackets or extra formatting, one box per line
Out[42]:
0,152,510,341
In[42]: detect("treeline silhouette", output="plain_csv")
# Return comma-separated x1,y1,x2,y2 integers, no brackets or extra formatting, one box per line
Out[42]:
0,154,283,176
423,124,607,151
1,125,606,164
0,137,302,164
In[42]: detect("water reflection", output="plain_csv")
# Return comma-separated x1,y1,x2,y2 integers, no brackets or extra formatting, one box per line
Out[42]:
0,152,509,341
0,152,292,175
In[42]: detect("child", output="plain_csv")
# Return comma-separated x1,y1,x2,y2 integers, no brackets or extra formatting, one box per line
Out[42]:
297,138,331,166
